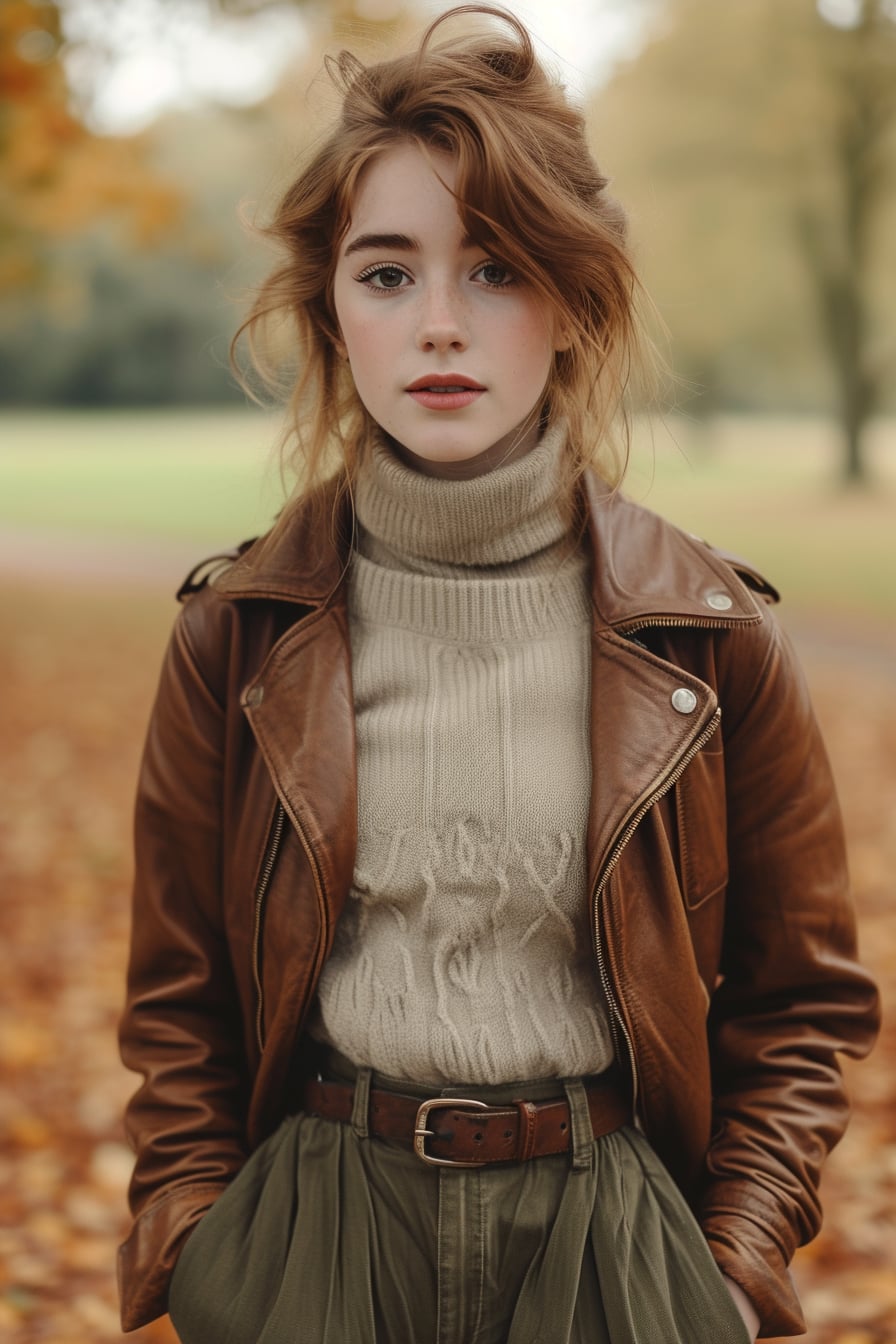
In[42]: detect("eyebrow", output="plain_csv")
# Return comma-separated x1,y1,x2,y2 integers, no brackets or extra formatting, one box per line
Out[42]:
342,230,478,258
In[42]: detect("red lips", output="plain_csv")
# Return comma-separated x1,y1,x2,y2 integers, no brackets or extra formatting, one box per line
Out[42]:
405,374,486,391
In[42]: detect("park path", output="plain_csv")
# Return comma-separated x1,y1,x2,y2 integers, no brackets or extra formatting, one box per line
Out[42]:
0,525,227,591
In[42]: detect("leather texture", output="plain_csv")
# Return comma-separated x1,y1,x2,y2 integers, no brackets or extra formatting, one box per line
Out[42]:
301,1075,631,1165
118,472,879,1335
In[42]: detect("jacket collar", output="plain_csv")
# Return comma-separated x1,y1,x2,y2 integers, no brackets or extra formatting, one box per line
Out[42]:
580,473,767,631
216,469,768,631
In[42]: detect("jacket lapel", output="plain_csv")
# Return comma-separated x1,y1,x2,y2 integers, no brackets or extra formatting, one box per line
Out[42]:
225,482,358,926
586,627,719,894
241,600,357,926
582,473,763,884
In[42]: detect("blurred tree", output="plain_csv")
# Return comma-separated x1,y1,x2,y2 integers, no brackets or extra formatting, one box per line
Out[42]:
792,0,896,482
590,0,896,483
0,97,284,405
0,0,181,292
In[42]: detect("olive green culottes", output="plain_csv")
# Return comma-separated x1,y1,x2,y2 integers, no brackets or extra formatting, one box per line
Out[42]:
169,1060,749,1344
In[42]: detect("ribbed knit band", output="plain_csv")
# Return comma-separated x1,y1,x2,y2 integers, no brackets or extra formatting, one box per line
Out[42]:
348,552,592,644
354,419,570,570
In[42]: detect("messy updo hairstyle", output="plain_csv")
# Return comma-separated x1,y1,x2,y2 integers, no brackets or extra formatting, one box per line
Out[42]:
234,3,651,533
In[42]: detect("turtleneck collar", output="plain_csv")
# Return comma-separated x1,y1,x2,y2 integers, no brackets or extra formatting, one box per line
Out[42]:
353,420,572,572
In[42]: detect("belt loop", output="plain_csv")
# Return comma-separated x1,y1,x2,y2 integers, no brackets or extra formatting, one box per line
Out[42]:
350,1066,373,1140
513,1099,538,1161
563,1078,594,1173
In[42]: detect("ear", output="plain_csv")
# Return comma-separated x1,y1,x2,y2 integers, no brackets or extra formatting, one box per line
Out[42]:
553,326,572,353
549,307,572,353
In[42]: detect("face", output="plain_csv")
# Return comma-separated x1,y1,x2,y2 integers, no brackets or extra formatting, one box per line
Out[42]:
331,143,563,479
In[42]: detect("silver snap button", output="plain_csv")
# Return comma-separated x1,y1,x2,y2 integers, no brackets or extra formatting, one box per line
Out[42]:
245,684,264,708
671,687,698,714
706,591,733,611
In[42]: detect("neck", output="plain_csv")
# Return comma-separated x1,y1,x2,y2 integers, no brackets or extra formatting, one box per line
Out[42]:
386,415,542,481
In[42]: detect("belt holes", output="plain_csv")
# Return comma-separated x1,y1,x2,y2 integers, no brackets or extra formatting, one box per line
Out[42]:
503,1129,512,1138
473,1131,483,1142
560,1121,567,1131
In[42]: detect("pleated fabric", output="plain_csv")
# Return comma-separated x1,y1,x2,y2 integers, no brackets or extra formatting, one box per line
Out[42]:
169,1067,749,1344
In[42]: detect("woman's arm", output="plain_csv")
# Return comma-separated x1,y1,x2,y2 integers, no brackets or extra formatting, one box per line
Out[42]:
118,600,250,1331
700,612,879,1335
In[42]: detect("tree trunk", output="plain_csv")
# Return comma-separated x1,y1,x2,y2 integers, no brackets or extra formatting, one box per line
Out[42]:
794,12,883,485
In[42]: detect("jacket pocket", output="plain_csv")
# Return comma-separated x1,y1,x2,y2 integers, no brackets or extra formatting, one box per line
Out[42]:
675,740,729,910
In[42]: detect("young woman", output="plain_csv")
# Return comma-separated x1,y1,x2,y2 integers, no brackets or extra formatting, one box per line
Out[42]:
118,7,879,1341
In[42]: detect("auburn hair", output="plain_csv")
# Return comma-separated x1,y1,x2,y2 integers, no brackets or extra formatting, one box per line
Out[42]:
234,3,651,537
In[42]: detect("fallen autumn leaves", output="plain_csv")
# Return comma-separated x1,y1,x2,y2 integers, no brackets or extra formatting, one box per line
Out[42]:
0,581,893,1344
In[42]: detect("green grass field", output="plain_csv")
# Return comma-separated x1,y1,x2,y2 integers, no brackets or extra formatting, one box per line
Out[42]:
2,408,894,619
0,409,287,543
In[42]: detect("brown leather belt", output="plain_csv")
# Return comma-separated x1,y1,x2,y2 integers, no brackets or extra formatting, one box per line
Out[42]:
302,1075,630,1168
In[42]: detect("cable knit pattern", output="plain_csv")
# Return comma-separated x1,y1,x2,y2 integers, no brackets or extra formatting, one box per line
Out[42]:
310,426,614,1086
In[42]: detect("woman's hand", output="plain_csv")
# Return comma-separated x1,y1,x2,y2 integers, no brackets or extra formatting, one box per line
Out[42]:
722,1274,760,1341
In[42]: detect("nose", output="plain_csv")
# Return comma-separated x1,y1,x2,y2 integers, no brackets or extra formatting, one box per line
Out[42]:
415,281,469,352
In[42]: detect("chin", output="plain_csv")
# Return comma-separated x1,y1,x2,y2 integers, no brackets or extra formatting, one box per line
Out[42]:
391,435,488,465
415,447,486,465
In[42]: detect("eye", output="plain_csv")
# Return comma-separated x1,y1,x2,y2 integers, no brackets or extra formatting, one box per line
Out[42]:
474,260,515,289
356,264,412,291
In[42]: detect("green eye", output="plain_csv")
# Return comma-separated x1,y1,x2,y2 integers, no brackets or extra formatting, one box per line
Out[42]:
478,262,513,287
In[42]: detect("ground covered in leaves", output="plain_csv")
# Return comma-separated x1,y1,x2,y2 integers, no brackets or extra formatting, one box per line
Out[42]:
0,577,893,1343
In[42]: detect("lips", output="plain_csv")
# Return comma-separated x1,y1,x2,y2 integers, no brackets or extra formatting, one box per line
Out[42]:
405,373,486,411
405,374,486,392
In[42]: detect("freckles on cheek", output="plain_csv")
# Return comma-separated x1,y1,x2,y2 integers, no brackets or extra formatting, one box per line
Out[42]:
346,313,388,363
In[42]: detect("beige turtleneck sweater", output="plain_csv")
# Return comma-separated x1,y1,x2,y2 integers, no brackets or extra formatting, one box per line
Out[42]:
310,425,614,1086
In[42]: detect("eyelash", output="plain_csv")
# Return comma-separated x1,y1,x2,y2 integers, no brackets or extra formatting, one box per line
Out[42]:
354,261,515,293
355,263,411,292
476,262,515,290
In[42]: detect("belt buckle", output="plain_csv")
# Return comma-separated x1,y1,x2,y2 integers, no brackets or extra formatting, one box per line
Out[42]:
414,1096,490,1168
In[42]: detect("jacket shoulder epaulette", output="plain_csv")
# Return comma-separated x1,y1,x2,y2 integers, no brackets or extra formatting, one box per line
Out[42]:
176,540,257,603
700,540,780,606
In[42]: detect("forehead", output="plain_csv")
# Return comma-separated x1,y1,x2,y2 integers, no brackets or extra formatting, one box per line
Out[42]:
342,143,463,247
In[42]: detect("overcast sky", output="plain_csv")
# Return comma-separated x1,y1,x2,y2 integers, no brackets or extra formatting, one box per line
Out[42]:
59,0,651,134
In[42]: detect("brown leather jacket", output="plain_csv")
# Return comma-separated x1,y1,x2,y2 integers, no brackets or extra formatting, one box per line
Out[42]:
118,472,879,1335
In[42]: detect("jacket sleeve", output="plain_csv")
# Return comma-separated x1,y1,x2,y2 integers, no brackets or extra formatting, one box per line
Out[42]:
118,597,250,1331
700,608,880,1336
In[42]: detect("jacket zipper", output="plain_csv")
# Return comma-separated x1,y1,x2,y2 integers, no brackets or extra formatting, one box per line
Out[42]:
616,614,758,635
251,796,332,1054
252,802,286,1053
591,705,722,1118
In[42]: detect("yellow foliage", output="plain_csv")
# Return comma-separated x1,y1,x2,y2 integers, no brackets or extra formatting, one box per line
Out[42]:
0,0,181,290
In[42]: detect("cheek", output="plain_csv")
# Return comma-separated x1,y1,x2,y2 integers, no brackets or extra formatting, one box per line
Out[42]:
508,298,557,356
511,314,558,383
333,280,366,349
339,305,389,369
